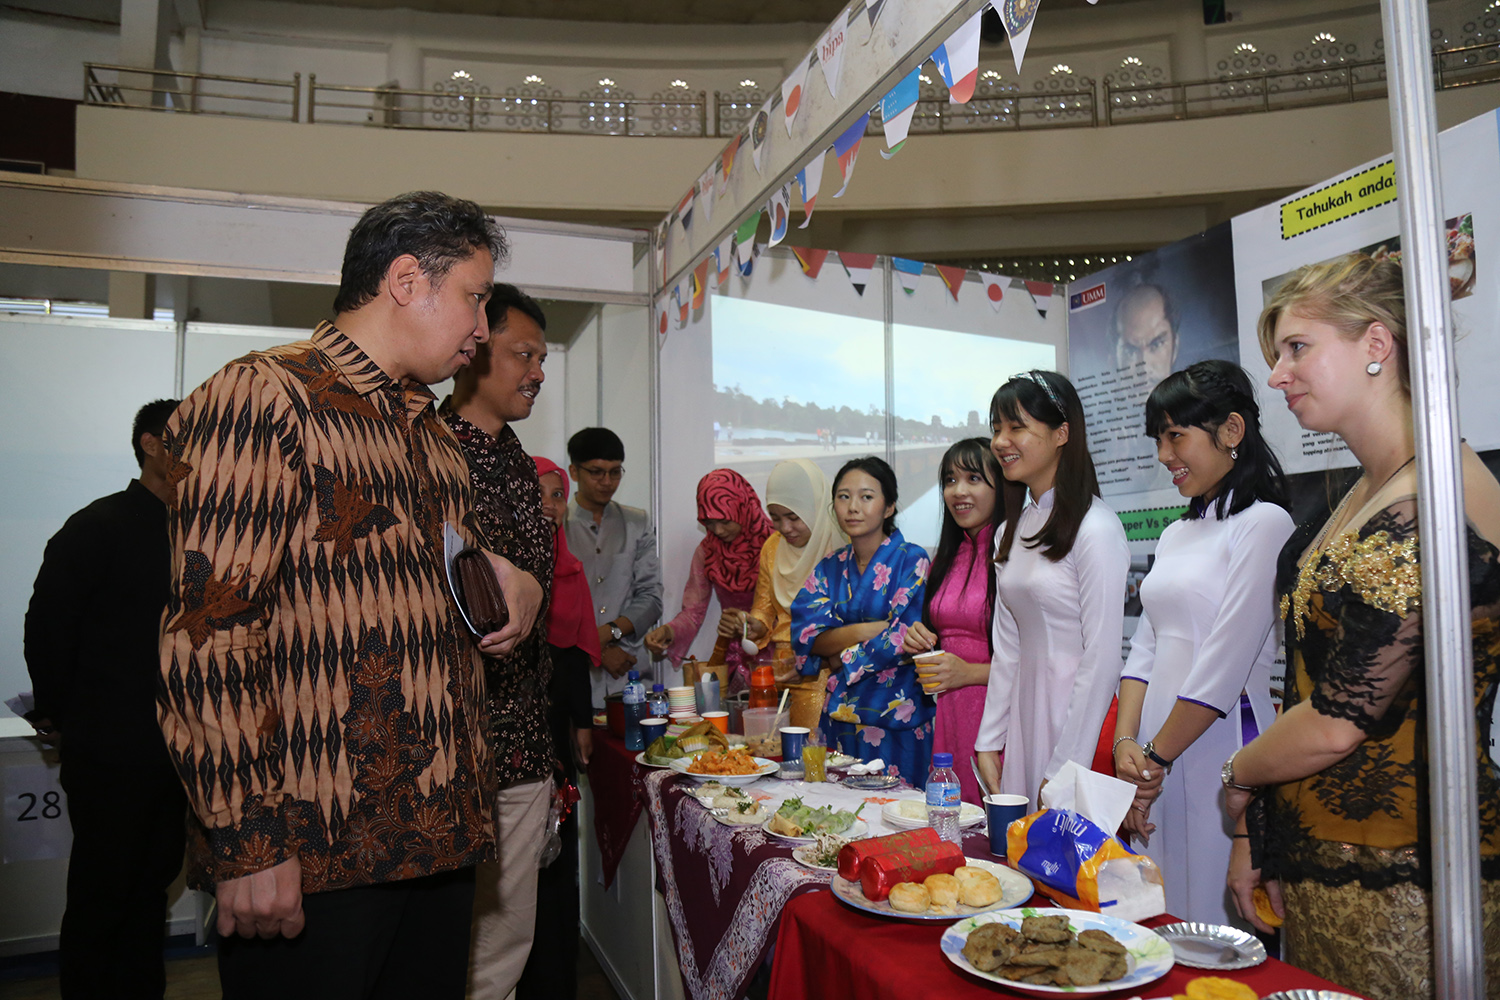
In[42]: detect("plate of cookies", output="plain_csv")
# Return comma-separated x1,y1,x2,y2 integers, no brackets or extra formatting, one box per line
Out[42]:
940,907,1174,994
829,859,1033,922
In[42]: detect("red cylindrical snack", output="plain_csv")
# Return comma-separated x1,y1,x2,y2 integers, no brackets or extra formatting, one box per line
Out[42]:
859,840,966,901
836,827,939,882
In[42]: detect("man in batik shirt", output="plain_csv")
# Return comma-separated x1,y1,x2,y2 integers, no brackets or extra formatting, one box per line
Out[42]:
439,284,554,998
157,191,542,998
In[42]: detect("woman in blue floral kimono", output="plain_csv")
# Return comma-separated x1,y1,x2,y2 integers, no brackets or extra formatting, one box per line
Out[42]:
791,457,934,782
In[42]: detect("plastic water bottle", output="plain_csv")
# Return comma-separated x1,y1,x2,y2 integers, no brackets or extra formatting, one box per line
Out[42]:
926,752,962,846
648,683,670,720
623,670,647,751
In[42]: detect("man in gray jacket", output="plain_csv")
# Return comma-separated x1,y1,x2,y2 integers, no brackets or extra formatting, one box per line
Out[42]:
565,427,662,707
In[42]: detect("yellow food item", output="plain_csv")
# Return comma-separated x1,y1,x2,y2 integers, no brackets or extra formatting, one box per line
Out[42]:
1252,886,1284,928
888,882,931,913
687,749,761,775
925,873,960,907
958,870,1002,907
1185,976,1259,1000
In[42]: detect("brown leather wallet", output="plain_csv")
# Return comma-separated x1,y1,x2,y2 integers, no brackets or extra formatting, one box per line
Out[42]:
454,547,509,636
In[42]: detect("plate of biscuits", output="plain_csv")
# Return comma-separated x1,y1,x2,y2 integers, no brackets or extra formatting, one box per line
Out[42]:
940,907,1174,994
829,860,1033,922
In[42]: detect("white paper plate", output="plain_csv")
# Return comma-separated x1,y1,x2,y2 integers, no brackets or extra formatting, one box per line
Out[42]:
830,858,1032,922
634,752,676,770
1262,991,1365,1000
762,815,868,844
882,799,986,829
1156,921,1268,970
791,844,840,871
940,906,1174,994
668,756,778,786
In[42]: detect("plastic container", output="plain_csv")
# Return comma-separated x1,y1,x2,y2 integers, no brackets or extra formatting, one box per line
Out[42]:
748,665,778,709
623,670,648,751
925,752,962,845
741,707,779,739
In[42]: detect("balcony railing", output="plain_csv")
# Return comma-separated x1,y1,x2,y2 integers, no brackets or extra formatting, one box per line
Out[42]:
83,63,300,121
82,40,1498,137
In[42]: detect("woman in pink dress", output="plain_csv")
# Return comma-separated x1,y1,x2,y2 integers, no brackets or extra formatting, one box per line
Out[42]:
902,438,1004,804
644,469,774,692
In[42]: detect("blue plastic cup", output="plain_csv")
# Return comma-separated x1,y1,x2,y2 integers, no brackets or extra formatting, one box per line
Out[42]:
985,793,1030,856
779,726,809,762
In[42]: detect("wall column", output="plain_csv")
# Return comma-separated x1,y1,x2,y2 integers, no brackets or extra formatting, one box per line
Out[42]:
387,29,424,128
108,272,156,319
118,0,174,108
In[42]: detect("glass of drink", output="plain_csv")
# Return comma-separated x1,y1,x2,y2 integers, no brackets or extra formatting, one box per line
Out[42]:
801,737,827,782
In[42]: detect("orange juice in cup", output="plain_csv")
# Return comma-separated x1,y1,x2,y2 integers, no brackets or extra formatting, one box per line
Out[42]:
801,743,827,782
913,650,945,694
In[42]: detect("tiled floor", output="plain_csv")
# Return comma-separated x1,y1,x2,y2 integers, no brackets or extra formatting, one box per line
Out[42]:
0,936,623,1000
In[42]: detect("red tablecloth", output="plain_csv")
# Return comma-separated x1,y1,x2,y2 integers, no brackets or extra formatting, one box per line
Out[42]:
768,891,1362,1000
586,728,648,888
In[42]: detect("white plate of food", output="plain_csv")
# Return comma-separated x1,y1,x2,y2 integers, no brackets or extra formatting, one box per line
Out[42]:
668,751,778,786
791,833,850,871
882,798,987,829
1155,922,1267,970
692,784,771,827
761,796,868,843
940,907,1174,994
830,858,1032,922
635,752,678,769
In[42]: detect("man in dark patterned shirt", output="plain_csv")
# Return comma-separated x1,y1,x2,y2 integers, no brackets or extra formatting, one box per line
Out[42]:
158,192,543,998
439,285,555,998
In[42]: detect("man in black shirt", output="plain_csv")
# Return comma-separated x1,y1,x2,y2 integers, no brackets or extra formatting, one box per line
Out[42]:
25,399,187,999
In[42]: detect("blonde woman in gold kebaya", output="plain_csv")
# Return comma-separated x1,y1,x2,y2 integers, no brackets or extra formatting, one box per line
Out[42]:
1222,253,1500,999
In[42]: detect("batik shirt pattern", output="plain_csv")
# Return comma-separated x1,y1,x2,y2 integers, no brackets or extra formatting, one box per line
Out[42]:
159,322,496,893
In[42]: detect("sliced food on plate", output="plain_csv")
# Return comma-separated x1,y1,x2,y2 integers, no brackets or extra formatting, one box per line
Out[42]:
767,796,864,838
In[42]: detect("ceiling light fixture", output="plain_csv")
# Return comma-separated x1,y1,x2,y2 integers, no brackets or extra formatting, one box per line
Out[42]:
670,79,688,88
1234,42,1258,54
1121,56,1142,66
739,78,757,88
599,77,616,88
524,74,544,85
1312,31,1336,44
1051,64,1072,74
980,69,1002,80
451,70,472,81
919,73,932,84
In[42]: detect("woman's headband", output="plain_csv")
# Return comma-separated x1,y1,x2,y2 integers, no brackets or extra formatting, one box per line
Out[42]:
1015,370,1065,416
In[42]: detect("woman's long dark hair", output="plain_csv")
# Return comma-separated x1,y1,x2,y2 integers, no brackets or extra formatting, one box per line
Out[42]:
1144,359,1288,520
991,370,1099,564
922,438,1002,654
832,455,899,536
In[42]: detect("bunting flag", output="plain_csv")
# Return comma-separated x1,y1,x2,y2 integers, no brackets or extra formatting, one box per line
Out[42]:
675,187,695,231
1021,278,1055,318
767,184,791,247
936,264,967,301
657,294,670,336
979,271,1006,311
782,57,810,138
933,11,983,104
995,0,1041,76
865,0,888,31
734,213,761,276
696,166,716,229
879,66,921,158
675,285,690,327
719,133,742,196
714,235,734,286
840,252,877,296
832,112,869,197
818,9,849,98
892,256,924,295
791,246,831,279
751,99,772,173
692,258,710,310
796,149,827,228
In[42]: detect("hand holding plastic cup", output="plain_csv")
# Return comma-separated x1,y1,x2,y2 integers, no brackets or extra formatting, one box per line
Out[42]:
912,649,945,694
985,793,1029,856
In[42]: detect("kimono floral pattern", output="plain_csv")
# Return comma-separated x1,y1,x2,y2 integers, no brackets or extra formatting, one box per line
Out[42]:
789,529,936,781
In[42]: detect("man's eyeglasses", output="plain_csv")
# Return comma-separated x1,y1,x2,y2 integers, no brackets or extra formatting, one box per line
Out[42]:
579,465,624,481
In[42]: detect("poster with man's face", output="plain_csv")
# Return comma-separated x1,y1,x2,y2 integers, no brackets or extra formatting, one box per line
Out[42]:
1066,222,1241,498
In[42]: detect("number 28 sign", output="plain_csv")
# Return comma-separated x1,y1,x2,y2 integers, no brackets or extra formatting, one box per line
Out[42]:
2,762,72,863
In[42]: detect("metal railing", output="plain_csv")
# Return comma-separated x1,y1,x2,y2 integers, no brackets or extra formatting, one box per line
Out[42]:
83,63,300,121
308,78,708,136
1105,40,1499,125
81,40,1497,136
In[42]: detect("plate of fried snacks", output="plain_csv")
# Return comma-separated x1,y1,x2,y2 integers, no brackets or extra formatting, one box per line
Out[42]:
762,797,867,843
669,749,778,786
833,860,1032,922
792,833,849,871
941,907,1174,994
1156,922,1267,970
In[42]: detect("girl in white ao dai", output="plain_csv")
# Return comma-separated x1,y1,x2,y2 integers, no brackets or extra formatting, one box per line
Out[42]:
1114,361,1293,929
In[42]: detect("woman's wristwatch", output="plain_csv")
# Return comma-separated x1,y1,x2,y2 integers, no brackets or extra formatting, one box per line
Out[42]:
1140,741,1174,774
609,622,624,642
1221,749,1255,791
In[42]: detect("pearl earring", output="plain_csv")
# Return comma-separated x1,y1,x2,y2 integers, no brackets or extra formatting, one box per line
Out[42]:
1230,447,1238,460
1367,361,1384,376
